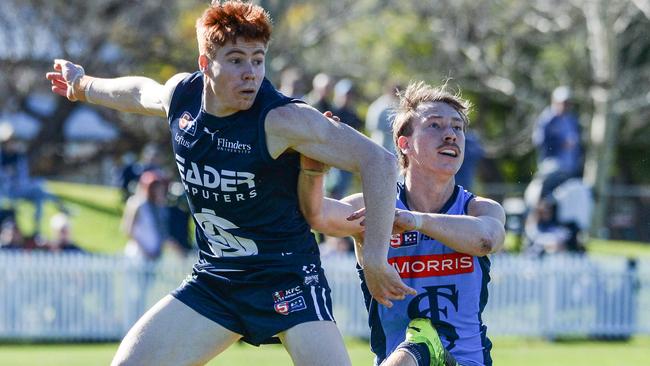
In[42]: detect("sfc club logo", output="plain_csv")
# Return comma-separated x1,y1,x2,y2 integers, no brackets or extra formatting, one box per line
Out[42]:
390,231,419,248
274,296,307,316
178,111,197,136
272,286,307,315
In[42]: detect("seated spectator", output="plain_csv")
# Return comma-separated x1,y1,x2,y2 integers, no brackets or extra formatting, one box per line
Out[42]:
0,219,29,250
524,178,592,256
45,213,84,253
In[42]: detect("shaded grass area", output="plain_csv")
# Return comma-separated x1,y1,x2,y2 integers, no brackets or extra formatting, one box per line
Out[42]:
587,238,650,258
1,337,649,366
12,181,127,253
504,232,650,258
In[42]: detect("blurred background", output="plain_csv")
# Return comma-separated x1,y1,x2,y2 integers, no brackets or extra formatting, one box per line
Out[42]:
0,1,649,365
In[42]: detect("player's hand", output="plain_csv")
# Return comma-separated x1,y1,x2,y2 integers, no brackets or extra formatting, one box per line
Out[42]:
323,110,341,122
392,209,422,233
348,208,420,234
45,59,85,101
362,260,416,308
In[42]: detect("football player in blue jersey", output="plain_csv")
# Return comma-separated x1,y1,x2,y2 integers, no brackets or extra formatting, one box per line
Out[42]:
46,1,415,365
299,81,506,366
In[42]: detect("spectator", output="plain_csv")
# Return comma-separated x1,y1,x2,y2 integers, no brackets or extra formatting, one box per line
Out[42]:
45,213,84,253
303,72,333,112
278,67,307,99
524,178,593,256
366,82,401,154
121,171,173,319
456,130,485,191
166,181,194,257
0,219,25,250
331,79,363,131
532,86,583,198
117,144,165,202
121,171,170,262
327,79,363,199
319,236,354,258
0,123,61,235
117,152,140,202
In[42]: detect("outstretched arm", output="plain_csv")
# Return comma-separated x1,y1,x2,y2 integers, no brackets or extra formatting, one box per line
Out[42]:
267,103,415,307
353,196,506,257
46,59,188,117
298,155,364,237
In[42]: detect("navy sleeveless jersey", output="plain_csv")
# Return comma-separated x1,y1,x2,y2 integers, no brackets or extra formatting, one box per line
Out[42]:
167,72,318,266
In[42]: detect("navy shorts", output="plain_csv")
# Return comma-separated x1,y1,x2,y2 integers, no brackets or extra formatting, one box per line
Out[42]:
170,259,335,346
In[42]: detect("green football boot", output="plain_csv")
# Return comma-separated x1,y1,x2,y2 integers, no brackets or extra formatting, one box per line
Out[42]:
405,318,458,366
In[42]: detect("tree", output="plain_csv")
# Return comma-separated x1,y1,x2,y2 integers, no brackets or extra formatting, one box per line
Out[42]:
270,0,650,237
0,0,198,175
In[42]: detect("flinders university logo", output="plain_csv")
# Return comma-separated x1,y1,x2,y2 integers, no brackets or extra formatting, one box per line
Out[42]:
178,112,197,136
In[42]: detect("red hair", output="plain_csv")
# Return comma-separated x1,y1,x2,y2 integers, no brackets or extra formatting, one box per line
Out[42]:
196,1,272,58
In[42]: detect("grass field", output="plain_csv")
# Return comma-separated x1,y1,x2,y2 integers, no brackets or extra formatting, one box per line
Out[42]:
1,337,649,365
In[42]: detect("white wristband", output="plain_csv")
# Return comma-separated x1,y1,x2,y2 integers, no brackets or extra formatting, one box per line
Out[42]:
84,78,96,104
412,213,423,231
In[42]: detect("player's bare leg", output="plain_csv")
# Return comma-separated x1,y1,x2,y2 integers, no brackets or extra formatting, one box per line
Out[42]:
111,295,241,366
383,349,418,366
279,321,351,366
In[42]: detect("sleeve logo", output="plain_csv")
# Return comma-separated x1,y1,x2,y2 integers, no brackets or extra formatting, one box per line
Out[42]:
178,112,197,136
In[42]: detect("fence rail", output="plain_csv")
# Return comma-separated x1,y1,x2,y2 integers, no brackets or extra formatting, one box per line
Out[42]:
0,252,648,341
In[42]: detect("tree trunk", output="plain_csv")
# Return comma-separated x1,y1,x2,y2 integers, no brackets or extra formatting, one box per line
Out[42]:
582,0,618,238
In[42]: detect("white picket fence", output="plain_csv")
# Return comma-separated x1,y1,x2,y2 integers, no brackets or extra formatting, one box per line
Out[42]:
0,252,648,341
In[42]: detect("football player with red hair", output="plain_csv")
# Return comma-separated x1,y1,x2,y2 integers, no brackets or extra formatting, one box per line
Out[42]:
47,1,413,365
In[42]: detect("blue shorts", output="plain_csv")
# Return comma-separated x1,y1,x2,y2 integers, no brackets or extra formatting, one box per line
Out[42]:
170,258,335,346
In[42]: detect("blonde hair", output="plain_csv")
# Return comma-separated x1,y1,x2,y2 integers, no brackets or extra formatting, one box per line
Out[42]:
392,81,471,174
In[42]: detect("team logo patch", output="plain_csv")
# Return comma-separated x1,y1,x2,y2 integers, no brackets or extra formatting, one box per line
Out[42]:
178,112,197,136
272,286,306,315
274,296,307,315
390,231,419,248
272,286,302,302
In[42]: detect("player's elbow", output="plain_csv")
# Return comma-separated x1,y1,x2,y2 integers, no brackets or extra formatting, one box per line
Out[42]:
474,227,505,256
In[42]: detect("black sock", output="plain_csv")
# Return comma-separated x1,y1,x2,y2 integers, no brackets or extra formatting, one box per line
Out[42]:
395,341,431,366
